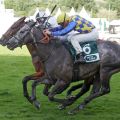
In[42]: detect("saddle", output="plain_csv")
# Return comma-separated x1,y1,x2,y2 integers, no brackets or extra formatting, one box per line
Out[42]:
63,41,100,63
63,40,100,81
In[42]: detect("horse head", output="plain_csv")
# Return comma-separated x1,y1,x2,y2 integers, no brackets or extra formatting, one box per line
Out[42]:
0,17,26,46
6,20,45,50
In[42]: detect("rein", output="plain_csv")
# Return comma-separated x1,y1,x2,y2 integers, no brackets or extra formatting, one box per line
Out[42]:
31,29,50,44
40,31,50,44
30,27,55,63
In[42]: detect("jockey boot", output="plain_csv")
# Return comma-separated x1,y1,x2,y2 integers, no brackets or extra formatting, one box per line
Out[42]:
75,52,86,64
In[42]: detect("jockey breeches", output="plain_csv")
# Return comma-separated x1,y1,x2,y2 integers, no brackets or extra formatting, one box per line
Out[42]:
68,28,99,54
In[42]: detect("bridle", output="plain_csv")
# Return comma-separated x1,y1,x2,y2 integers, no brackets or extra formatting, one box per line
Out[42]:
10,23,50,47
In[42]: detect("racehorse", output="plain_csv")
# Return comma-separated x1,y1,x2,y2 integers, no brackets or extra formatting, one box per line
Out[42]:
5,20,120,114
0,17,45,103
0,18,98,112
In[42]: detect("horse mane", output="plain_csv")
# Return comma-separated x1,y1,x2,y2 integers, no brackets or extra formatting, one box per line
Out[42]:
2,16,26,39
11,16,26,29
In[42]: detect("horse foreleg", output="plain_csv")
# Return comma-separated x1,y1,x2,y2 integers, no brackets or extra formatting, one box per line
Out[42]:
22,72,44,104
22,75,33,103
30,76,53,109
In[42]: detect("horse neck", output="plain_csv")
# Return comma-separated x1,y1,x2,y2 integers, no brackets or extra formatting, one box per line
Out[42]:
26,44,37,56
32,27,67,62
36,39,62,62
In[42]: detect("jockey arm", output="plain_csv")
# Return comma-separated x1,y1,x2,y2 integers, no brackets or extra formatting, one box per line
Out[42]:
51,21,77,36
49,25,63,32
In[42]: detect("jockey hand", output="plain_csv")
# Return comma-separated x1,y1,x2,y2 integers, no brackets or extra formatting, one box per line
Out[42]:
43,29,51,35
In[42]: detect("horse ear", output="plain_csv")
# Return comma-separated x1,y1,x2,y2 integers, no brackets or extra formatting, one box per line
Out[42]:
10,17,26,29
23,16,26,20
19,16,26,22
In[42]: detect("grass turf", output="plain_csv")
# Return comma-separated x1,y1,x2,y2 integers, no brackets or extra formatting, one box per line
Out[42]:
0,46,120,120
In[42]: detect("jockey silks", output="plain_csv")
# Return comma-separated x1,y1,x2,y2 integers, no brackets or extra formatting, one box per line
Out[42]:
50,15,95,36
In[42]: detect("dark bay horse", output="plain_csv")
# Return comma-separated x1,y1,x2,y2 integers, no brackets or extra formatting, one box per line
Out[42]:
0,17,97,110
5,20,120,114
0,17,45,103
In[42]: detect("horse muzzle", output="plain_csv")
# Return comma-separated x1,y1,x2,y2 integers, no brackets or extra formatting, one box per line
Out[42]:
6,38,19,50
0,38,7,46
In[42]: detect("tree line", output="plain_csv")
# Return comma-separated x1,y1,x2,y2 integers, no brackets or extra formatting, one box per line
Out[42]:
4,0,120,20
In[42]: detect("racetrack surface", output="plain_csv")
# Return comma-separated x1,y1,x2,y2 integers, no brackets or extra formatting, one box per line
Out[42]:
0,46,120,120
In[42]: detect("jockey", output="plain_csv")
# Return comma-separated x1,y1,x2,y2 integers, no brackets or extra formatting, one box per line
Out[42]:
35,11,58,28
44,12,99,63
36,11,48,25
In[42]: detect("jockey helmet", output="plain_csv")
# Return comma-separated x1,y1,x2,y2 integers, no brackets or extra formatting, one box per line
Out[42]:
36,11,48,19
36,11,49,24
57,12,69,24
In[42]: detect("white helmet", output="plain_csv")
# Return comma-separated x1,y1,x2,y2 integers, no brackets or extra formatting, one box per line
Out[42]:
36,11,48,19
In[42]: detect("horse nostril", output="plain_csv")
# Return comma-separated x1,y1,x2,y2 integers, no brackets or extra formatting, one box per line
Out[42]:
0,39,7,46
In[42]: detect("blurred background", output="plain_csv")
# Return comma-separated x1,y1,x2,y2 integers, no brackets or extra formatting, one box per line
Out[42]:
0,0,120,40
0,1,120,120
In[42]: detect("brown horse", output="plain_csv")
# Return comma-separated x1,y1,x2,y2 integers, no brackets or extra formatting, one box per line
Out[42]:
0,17,45,103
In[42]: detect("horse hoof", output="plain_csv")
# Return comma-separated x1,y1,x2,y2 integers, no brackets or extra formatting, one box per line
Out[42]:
33,101,41,110
58,104,65,110
68,111,76,115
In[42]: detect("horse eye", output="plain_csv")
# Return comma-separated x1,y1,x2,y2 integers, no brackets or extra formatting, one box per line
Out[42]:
20,31,25,33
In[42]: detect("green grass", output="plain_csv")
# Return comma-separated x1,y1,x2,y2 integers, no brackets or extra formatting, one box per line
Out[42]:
0,46,120,120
